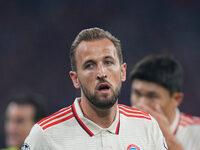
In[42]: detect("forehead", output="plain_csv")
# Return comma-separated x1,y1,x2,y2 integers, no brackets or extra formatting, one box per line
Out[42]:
132,80,169,94
6,103,35,118
75,38,118,62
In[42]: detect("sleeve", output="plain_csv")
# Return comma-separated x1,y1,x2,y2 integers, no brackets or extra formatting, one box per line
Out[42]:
21,124,51,150
150,115,168,150
187,125,200,150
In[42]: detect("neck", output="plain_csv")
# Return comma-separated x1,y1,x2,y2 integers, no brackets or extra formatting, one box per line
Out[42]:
168,109,176,125
79,97,117,128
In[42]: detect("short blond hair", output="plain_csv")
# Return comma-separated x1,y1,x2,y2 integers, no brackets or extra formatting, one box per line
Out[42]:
69,27,123,71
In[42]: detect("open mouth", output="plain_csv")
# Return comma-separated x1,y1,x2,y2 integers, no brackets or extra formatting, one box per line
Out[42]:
97,83,110,92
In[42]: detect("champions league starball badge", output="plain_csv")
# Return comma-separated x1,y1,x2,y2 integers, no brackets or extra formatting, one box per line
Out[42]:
127,144,141,150
21,143,30,150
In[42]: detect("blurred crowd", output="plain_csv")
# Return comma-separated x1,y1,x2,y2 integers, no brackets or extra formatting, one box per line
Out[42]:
1,0,200,149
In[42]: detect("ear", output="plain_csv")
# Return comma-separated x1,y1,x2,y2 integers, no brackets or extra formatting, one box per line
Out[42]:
121,63,127,82
172,92,184,107
69,71,80,89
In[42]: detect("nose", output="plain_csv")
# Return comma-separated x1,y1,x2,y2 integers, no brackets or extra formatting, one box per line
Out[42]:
97,63,107,79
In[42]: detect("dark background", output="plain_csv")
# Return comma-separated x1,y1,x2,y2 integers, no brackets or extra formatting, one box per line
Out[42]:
0,0,200,147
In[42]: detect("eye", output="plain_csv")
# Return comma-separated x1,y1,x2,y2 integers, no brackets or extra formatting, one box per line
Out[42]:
105,60,113,65
132,90,141,97
147,93,159,100
85,63,94,69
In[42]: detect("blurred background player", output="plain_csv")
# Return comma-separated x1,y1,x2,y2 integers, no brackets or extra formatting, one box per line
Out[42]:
2,93,46,150
129,54,200,150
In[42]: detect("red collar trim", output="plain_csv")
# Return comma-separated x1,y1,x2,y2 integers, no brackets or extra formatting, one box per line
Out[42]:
115,113,120,134
71,104,94,136
71,102,120,136
173,113,181,135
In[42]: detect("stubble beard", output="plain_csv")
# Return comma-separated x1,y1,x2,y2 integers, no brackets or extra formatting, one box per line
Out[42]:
79,80,121,110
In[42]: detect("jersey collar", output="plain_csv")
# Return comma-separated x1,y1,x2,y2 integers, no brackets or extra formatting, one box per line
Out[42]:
170,108,181,135
71,98,120,136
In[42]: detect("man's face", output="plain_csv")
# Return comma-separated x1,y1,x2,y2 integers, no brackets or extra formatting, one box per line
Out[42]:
5,103,35,148
71,38,126,109
130,80,177,119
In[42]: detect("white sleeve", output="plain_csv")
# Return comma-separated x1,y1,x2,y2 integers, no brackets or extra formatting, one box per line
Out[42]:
150,116,168,150
21,124,51,150
181,125,200,150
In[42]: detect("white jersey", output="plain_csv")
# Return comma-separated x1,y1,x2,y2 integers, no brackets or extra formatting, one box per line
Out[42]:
22,98,167,150
171,109,200,149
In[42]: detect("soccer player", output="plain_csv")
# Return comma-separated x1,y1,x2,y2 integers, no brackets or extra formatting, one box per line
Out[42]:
129,54,200,150
22,28,167,150
3,93,46,150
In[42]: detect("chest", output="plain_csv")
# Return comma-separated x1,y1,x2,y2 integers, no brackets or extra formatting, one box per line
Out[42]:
47,124,156,150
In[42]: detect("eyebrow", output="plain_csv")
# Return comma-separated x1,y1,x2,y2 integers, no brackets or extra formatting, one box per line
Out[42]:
146,92,159,97
82,59,96,66
104,56,114,59
132,88,159,96
81,59,96,68
132,88,140,93
84,56,114,63
84,59,95,64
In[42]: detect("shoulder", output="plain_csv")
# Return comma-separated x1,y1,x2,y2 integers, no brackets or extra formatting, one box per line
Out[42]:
180,112,200,127
37,105,74,131
24,123,52,150
23,106,74,149
24,123,49,149
176,113,200,147
178,113,200,138
118,104,166,148
118,104,151,120
118,104,162,132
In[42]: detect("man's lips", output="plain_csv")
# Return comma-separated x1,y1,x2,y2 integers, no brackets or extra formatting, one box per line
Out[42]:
96,82,111,93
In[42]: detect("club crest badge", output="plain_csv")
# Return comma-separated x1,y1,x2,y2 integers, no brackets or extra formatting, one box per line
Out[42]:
21,143,30,150
127,144,140,150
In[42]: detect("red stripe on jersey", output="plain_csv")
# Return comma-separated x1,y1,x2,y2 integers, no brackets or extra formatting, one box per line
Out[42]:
182,113,193,119
186,115,200,124
194,118,200,124
71,104,94,136
42,114,74,130
179,113,200,128
119,104,148,113
40,109,72,127
119,105,149,117
179,114,189,127
179,122,187,127
181,118,193,125
37,106,71,125
115,114,120,134
173,114,181,135
174,112,200,134
119,110,151,120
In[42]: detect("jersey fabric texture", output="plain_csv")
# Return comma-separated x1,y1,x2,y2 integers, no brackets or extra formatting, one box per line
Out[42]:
23,98,167,150
171,109,200,150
